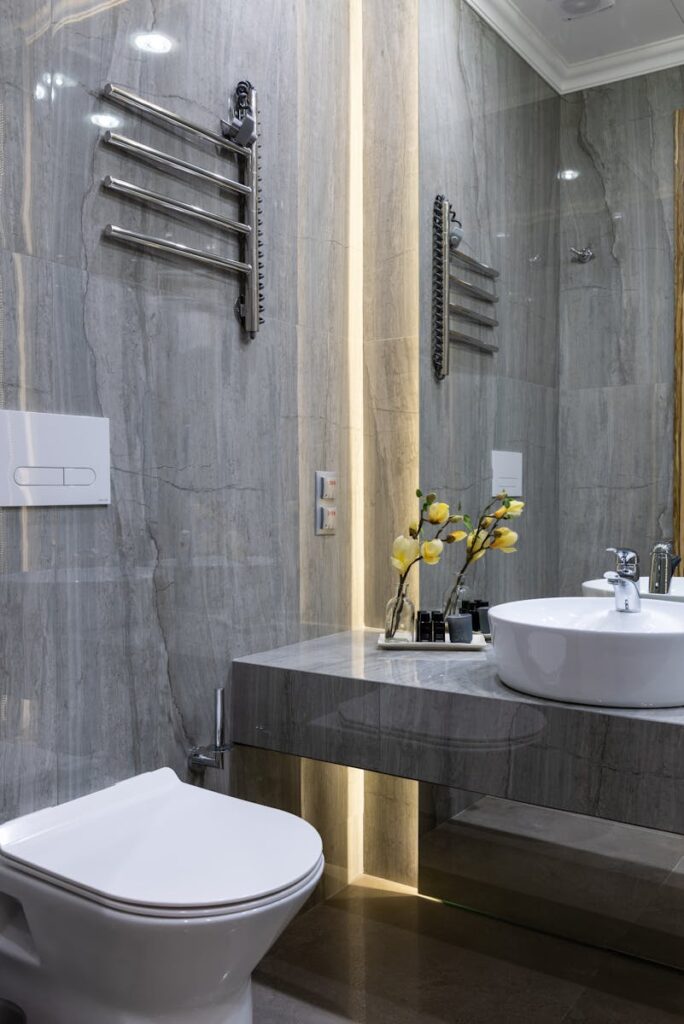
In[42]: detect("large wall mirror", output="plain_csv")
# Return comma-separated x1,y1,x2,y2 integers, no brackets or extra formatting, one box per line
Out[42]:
419,0,679,612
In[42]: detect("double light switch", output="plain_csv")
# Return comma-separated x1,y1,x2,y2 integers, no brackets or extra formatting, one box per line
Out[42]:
315,470,337,535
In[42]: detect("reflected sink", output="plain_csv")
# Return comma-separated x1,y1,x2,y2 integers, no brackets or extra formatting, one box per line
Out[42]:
489,597,684,708
582,576,684,602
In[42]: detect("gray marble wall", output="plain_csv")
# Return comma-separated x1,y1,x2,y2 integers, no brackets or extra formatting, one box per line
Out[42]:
419,0,561,610
558,70,684,594
0,0,352,822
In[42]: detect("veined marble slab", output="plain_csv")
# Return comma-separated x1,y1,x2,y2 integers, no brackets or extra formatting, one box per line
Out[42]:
232,629,684,835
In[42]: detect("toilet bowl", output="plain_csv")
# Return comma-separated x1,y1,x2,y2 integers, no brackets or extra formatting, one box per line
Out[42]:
0,769,324,1024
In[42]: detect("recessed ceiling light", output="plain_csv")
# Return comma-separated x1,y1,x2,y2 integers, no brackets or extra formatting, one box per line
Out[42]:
90,113,121,129
34,82,47,101
557,168,580,181
132,32,173,54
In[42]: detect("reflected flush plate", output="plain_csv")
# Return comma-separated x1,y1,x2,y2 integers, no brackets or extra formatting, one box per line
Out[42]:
0,409,110,507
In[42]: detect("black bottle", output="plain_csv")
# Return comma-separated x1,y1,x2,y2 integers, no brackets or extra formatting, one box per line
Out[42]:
417,610,432,642
431,611,446,642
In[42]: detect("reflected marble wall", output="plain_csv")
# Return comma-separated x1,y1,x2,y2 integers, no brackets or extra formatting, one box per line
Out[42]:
0,0,353,821
558,70,684,594
419,0,561,610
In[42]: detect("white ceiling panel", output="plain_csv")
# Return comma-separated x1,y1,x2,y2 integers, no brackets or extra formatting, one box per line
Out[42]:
464,0,684,93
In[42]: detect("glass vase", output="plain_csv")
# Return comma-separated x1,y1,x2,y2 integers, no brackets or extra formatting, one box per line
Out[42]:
385,590,415,642
443,580,473,618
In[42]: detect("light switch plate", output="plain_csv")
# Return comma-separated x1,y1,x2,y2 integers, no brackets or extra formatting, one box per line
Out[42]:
491,450,523,497
0,409,110,507
315,470,337,535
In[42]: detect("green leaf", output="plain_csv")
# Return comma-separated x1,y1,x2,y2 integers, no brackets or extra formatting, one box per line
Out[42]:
416,488,423,498
463,514,473,531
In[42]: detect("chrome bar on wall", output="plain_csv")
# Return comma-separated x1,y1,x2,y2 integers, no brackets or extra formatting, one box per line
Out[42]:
103,83,251,158
104,224,252,275
104,131,251,196
449,302,499,328
449,273,499,304
240,83,262,338
449,327,499,354
431,195,451,380
451,248,499,279
103,176,251,235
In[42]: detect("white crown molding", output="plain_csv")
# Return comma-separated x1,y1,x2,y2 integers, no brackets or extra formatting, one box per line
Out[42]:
463,0,684,94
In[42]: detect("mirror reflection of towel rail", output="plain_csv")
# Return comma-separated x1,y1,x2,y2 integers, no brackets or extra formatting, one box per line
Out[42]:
103,131,251,197
449,273,499,304
103,176,251,235
103,224,252,275
449,327,499,354
451,249,499,279
449,302,499,328
103,83,251,159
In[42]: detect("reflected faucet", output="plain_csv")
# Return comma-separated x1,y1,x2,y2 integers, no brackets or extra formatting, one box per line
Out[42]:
648,542,681,595
604,547,641,613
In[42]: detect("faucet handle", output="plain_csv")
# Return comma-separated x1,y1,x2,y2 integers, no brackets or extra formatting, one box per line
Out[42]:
606,547,640,580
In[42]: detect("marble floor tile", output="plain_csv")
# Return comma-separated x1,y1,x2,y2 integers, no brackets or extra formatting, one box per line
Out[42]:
561,958,684,1023
253,877,684,1024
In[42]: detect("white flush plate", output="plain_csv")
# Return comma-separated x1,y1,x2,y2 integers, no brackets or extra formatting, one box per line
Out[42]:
0,409,110,507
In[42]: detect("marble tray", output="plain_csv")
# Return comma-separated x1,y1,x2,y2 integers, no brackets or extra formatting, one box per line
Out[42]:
377,632,487,652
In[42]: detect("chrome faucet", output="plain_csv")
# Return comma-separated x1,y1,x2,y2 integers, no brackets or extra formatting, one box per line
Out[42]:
604,547,641,613
648,542,681,595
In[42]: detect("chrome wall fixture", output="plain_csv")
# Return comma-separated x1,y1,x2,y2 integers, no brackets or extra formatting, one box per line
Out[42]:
188,687,232,772
432,194,499,380
100,81,264,338
570,245,595,264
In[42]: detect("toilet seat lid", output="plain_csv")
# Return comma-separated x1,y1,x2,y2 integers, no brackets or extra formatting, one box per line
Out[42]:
0,769,323,911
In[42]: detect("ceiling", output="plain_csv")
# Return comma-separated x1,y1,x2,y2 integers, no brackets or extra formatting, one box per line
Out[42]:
463,0,684,93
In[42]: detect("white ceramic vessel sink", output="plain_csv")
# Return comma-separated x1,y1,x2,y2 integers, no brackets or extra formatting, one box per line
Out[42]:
489,597,684,708
582,576,684,603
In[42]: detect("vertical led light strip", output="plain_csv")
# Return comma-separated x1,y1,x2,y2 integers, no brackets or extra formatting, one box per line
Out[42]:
348,0,365,630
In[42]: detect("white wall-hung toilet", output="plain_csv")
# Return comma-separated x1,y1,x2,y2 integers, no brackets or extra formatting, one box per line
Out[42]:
0,769,324,1024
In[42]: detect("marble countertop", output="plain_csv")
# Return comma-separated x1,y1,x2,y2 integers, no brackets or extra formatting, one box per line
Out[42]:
232,630,684,833
234,629,684,724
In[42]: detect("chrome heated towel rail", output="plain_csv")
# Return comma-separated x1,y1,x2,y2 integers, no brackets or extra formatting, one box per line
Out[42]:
99,80,264,338
432,194,499,379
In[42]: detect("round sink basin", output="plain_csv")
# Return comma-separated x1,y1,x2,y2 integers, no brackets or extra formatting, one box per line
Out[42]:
489,597,684,708
582,576,684,603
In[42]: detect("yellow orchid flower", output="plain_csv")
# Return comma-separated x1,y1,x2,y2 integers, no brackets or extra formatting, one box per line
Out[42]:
445,529,467,544
427,501,450,525
408,518,420,538
421,539,444,565
506,500,525,518
467,529,491,554
391,535,420,574
490,527,518,552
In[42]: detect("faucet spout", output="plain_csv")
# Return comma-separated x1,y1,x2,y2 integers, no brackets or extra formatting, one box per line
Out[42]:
603,571,641,613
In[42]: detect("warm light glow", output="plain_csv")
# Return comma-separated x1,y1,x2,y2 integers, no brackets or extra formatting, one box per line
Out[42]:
133,31,173,53
348,0,365,630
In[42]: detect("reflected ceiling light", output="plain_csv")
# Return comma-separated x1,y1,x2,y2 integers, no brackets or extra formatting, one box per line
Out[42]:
557,168,580,180
132,32,173,53
90,113,121,129
34,82,47,100
548,0,614,19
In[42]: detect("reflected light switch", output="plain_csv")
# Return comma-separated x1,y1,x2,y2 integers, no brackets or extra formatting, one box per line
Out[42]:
492,450,523,497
